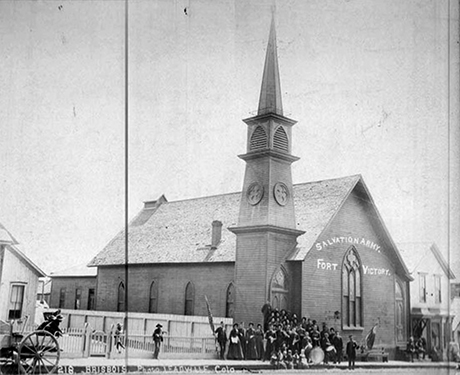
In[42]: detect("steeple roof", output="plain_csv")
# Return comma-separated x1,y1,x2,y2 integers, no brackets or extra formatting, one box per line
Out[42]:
258,13,283,116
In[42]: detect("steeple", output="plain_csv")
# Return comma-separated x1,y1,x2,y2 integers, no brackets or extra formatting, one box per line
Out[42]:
258,12,283,116
230,13,303,325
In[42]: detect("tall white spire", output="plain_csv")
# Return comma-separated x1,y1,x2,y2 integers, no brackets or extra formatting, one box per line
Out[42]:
257,12,283,116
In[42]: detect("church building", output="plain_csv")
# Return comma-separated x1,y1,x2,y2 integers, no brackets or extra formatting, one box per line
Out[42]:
88,16,412,354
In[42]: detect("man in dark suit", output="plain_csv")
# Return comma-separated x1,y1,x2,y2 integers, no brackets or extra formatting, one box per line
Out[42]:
261,301,272,332
153,323,164,359
333,331,344,364
215,321,227,359
346,335,359,370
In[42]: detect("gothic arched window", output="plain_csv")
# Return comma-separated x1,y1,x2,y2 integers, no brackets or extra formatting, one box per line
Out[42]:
273,126,289,152
117,282,125,312
342,247,362,327
184,282,195,316
226,283,235,318
250,126,268,150
149,281,158,313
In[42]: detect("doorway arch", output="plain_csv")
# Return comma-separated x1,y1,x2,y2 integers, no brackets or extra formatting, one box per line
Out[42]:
270,267,289,311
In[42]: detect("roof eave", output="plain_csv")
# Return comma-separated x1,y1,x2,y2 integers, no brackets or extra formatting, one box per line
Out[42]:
292,175,361,261
88,260,236,267
8,245,47,277
357,178,413,281
430,243,456,280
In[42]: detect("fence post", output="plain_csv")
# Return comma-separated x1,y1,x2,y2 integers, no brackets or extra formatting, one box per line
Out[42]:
84,323,91,357
201,338,206,354
106,325,113,359
81,323,88,357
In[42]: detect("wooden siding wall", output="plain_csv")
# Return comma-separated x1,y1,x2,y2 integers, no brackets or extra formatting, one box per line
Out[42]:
0,247,40,322
96,263,234,318
302,190,401,347
234,231,298,325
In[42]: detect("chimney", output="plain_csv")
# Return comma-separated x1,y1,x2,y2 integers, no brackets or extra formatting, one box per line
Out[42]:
211,221,223,249
143,194,168,209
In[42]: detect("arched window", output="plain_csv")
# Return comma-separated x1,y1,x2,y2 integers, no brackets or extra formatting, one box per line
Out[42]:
342,247,362,327
273,126,289,152
250,126,268,150
149,281,158,313
271,267,289,311
226,283,235,318
395,280,406,343
117,282,125,312
184,282,195,316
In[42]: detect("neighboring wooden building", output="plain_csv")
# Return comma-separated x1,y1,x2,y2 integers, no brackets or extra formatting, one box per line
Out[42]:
37,276,52,305
88,16,413,356
0,222,46,322
399,242,455,358
49,264,97,311
451,282,460,346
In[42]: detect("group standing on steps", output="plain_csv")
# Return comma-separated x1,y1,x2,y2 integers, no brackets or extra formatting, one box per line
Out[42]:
214,304,348,368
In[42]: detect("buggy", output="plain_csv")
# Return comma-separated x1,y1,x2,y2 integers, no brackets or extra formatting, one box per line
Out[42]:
0,312,62,374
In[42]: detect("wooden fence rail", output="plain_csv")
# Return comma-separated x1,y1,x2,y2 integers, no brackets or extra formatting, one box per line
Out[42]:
20,323,218,359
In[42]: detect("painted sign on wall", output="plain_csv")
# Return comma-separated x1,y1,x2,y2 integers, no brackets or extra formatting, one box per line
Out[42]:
315,236,381,253
316,259,390,276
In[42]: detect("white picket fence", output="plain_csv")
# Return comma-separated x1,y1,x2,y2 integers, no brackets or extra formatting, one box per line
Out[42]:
112,332,217,359
21,324,218,359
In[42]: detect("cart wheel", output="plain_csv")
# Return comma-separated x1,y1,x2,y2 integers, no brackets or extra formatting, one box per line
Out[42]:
18,330,60,374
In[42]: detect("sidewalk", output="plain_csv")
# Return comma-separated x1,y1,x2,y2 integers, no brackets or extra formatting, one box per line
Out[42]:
58,356,459,374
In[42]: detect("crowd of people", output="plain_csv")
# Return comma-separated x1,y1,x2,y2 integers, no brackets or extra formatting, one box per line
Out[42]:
214,304,358,368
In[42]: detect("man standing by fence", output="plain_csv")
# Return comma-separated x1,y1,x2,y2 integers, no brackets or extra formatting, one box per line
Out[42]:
114,323,125,353
153,324,164,359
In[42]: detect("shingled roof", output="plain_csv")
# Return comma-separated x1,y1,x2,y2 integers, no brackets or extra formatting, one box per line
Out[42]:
88,175,360,267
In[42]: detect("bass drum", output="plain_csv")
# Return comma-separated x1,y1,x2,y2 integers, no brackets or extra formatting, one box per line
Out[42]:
309,346,325,364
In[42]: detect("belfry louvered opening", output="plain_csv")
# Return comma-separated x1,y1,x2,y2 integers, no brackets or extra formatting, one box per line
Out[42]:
250,126,268,150
273,126,289,152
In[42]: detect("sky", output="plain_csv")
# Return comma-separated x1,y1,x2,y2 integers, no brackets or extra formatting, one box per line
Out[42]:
1,0,459,275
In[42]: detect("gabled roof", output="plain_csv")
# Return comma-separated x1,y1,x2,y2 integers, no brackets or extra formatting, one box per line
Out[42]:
0,221,46,277
289,175,360,260
89,175,370,267
398,242,456,279
288,176,412,281
8,245,46,277
88,191,241,266
0,221,19,245
88,174,411,280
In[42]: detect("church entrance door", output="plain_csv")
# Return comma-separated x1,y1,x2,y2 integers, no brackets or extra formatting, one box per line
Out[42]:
271,292,288,310
271,268,289,311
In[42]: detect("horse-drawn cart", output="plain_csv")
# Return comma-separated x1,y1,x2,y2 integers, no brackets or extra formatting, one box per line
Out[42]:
0,313,61,374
